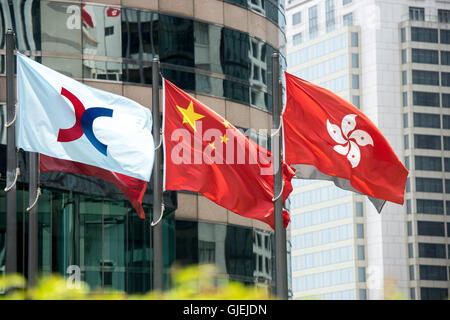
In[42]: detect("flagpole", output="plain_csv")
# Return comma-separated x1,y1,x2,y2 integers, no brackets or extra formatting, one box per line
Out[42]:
152,56,163,291
272,53,288,299
27,152,39,287
5,29,17,275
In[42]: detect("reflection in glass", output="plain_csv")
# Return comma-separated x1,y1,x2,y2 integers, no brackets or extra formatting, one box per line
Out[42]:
82,4,122,58
102,200,127,290
40,1,81,54
83,60,122,81
122,8,158,61
0,0,41,51
175,220,273,289
41,56,82,78
38,189,52,275
79,195,103,289
127,206,151,294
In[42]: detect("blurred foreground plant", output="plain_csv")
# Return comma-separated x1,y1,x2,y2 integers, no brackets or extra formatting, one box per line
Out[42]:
0,264,271,300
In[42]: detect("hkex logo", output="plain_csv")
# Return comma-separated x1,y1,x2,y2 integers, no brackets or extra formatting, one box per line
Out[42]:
58,87,113,156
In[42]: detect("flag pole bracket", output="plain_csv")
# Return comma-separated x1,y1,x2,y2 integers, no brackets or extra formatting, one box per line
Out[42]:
272,180,285,202
271,116,283,137
154,132,163,151
26,187,41,212
151,203,164,227
4,167,20,192
4,103,17,128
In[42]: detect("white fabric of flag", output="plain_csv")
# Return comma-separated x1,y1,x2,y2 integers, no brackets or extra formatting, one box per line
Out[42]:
16,53,154,181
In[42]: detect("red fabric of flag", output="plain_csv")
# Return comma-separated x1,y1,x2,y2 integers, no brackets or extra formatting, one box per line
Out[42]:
283,72,408,207
40,154,147,219
163,79,294,229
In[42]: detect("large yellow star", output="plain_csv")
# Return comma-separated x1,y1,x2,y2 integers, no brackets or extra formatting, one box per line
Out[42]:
176,101,205,132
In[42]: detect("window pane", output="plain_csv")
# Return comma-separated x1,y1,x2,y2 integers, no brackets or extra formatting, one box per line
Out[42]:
411,49,438,64
357,245,365,260
418,243,446,258
412,70,439,85
415,156,442,171
443,94,450,108
293,12,302,25
416,199,444,214
414,134,441,150
356,224,364,238
442,72,450,86
415,178,443,193
325,0,335,32
445,158,450,172
420,287,448,300
352,74,359,89
356,202,363,217
444,137,450,150
413,91,439,107
413,113,440,128
343,13,353,26
351,32,359,47
309,6,318,38
352,53,359,68
417,221,445,236
438,9,450,23
441,30,450,44
402,49,407,64
293,33,302,45
358,267,366,282
441,51,450,65
443,115,450,129
409,7,425,21
411,27,438,43
419,265,447,281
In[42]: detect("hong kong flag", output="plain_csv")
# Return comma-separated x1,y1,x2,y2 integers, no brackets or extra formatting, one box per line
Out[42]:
283,72,408,211
163,79,295,229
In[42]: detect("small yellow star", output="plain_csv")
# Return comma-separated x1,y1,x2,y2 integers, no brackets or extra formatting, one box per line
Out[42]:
209,142,216,150
223,120,230,128
176,101,205,132
221,134,228,144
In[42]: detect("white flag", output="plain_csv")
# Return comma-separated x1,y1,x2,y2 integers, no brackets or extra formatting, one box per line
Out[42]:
16,53,154,181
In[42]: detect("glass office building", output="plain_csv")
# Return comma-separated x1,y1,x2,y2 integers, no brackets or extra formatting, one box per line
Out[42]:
0,0,286,293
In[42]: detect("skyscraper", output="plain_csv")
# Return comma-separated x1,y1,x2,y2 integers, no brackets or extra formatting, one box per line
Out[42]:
286,0,450,300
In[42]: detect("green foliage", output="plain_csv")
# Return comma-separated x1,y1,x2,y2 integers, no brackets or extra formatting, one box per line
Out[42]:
0,264,272,300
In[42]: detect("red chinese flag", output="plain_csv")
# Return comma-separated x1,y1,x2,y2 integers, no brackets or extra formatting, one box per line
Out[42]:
40,154,147,219
283,72,408,211
163,79,294,229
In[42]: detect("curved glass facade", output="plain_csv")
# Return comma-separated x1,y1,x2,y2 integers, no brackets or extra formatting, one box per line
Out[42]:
176,219,273,286
0,0,286,112
0,1,283,293
223,0,286,31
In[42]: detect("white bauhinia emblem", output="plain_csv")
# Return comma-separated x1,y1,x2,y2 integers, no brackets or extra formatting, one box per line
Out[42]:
327,114,374,168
